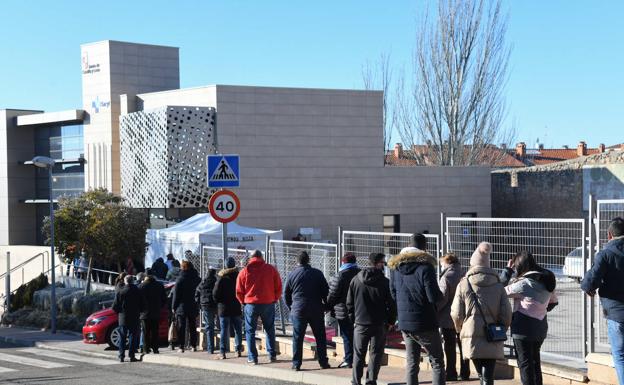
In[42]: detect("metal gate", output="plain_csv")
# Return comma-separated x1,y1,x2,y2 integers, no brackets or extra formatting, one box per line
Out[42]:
268,240,338,330
591,199,624,352
200,246,249,278
445,217,586,363
341,230,441,267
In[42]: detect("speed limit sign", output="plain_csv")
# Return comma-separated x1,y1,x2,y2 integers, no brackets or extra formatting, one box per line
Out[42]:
209,190,240,223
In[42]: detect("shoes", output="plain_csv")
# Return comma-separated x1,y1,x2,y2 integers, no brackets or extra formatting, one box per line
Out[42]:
129,357,139,362
447,375,458,381
291,365,300,371
178,348,185,353
219,353,226,360
192,347,198,352
119,357,124,363
269,356,277,363
338,361,352,368
236,351,242,358
153,350,160,354
247,359,258,365
319,362,331,369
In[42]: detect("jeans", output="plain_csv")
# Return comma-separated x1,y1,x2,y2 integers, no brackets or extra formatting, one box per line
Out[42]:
608,319,624,385
472,359,496,385
244,303,276,362
142,319,160,353
338,318,355,365
202,309,216,353
176,313,198,350
118,325,139,360
291,314,328,368
441,328,457,379
352,324,386,385
220,316,243,354
514,338,544,385
403,330,446,385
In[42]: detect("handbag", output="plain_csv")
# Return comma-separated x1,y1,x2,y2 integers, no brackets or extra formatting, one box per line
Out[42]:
466,279,507,342
168,319,178,343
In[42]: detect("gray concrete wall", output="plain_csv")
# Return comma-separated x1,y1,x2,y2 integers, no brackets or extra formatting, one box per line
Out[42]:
132,85,491,240
0,110,40,245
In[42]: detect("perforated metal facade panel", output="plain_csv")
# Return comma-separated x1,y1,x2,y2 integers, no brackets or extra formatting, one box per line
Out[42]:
120,106,217,208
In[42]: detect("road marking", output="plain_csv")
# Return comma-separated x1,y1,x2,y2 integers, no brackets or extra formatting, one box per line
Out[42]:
18,348,120,366
0,366,16,373
0,352,71,369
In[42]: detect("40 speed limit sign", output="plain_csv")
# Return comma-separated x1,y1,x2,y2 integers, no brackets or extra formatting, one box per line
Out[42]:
209,190,240,223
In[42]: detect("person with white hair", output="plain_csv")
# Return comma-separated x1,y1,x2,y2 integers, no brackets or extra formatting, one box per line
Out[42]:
112,275,145,362
451,242,512,385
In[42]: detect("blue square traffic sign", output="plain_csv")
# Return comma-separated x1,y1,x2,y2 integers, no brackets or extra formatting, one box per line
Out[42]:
207,154,240,188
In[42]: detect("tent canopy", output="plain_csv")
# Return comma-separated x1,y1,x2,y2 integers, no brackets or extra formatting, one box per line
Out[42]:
145,213,282,267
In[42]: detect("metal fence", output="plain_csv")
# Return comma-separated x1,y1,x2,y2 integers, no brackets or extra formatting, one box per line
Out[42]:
445,217,586,363
200,246,249,278
592,199,624,351
268,240,338,329
341,231,441,268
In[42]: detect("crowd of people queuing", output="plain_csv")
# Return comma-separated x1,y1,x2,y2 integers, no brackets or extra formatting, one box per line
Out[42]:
109,217,624,385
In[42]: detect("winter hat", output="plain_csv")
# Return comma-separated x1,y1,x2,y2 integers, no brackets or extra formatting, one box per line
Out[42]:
470,242,492,267
226,257,236,269
399,246,421,256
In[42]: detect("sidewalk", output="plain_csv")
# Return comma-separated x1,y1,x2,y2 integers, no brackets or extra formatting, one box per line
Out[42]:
0,326,521,385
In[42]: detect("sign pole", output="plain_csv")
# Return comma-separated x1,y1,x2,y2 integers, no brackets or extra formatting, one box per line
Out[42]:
222,222,228,268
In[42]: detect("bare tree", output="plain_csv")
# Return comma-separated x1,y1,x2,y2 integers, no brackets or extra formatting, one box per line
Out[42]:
397,0,514,166
362,53,394,164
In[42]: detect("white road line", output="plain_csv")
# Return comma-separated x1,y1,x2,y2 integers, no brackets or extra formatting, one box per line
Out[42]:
0,366,16,373
0,352,71,369
18,348,120,366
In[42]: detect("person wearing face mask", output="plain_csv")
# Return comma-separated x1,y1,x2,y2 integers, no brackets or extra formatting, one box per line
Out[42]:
437,253,470,381
501,251,558,385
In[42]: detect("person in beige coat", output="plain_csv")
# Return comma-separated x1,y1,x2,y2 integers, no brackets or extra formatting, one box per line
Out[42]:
451,242,512,385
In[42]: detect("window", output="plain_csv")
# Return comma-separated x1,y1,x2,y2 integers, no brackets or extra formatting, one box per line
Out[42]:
383,214,400,233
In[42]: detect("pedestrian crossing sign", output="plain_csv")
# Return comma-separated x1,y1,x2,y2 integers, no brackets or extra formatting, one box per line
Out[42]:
207,154,240,188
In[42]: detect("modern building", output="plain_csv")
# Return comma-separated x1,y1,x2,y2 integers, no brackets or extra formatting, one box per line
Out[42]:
1,40,492,246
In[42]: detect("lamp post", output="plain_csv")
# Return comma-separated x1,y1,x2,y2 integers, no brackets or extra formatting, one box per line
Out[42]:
32,156,57,334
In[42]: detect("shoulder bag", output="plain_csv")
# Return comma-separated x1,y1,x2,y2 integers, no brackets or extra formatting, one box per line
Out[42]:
466,279,507,342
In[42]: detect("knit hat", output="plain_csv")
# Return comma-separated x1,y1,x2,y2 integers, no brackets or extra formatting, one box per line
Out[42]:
470,242,492,267
226,257,236,268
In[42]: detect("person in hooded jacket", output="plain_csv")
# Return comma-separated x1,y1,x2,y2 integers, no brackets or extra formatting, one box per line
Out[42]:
284,251,331,371
451,242,512,385
500,251,557,385
326,252,361,369
139,274,167,354
112,275,145,362
347,252,397,385
213,257,243,359
438,253,470,381
195,267,218,354
172,260,201,352
151,257,169,281
389,234,445,385
582,217,624,385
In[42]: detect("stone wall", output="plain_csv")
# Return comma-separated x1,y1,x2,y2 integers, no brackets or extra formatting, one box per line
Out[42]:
492,150,624,218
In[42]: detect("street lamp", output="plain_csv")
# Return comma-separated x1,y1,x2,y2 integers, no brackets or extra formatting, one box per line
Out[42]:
32,156,57,334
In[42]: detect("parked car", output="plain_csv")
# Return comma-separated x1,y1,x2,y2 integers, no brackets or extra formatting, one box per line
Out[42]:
83,282,174,348
562,247,588,281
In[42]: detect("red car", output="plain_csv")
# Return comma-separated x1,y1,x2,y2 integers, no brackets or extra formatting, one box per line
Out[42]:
82,282,174,348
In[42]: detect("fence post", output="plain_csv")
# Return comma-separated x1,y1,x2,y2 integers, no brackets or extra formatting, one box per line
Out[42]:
337,226,342,272
587,194,596,354
440,212,446,255
5,252,10,314
84,257,93,295
582,214,588,358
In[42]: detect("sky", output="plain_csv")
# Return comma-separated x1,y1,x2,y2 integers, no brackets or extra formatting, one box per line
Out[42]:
0,0,621,148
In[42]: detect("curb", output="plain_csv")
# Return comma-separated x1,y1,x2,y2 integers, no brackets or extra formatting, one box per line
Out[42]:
142,353,374,385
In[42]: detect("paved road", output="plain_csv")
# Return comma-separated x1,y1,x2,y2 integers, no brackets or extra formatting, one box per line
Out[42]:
0,341,295,385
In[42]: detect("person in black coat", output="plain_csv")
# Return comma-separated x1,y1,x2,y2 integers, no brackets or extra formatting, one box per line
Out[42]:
347,252,397,385
150,257,169,281
112,275,145,362
139,275,167,354
326,252,360,368
388,239,445,385
213,257,243,359
172,260,201,352
195,267,218,354
284,251,330,371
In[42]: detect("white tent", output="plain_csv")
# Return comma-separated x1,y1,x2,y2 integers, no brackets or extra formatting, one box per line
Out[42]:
145,213,282,267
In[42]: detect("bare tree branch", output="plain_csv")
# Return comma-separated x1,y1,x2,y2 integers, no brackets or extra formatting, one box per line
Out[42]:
362,53,394,164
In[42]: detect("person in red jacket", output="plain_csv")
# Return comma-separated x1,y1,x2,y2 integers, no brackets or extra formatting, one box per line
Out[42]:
236,249,282,364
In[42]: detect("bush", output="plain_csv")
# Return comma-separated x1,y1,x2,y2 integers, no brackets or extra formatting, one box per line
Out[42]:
9,274,49,312
32,286,80,311
1,307,85,332
72,291,115,318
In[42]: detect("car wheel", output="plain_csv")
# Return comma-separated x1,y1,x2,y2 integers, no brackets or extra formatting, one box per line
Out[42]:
106,325,121,349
